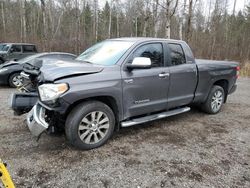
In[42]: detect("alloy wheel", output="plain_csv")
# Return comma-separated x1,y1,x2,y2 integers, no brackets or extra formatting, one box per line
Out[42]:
78,111,110,144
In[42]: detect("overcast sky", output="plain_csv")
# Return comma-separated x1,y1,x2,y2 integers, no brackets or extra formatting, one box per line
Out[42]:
99,0,249,16
224,0,248,12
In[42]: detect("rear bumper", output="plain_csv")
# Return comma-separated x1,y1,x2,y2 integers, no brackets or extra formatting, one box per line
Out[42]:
229,84,237,95
27,104,49,137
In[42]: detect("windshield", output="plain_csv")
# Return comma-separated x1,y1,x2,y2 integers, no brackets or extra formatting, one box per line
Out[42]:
76,40,134,65
0,44,10,52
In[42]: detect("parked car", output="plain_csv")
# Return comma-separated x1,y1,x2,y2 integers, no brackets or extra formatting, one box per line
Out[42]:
11,38,239,150
0,52,76,87
0,43,38,64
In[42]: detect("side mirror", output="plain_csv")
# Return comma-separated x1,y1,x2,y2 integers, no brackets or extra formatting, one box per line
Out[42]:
127,57,151,70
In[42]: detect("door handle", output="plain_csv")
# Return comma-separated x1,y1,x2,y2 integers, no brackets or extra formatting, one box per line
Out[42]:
159,72,170,78
124,79,134,84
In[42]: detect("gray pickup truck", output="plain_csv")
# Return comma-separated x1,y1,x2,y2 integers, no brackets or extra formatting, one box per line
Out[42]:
11,38,239,150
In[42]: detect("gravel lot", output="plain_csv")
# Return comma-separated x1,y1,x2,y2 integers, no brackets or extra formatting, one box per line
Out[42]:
0,78,250,188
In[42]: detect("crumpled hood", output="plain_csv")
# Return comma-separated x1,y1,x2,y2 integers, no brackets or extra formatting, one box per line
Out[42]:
39,59,104,81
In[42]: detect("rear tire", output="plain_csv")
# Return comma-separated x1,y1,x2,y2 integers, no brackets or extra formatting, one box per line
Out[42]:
9,73,23,88
65,101,115,150
201,85,225,114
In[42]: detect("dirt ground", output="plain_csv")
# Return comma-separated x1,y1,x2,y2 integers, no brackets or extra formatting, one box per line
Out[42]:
0,79,250,188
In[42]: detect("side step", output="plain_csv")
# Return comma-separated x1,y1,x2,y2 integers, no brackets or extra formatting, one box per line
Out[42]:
121,107,191,127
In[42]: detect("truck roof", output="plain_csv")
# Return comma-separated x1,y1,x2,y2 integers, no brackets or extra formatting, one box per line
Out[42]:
109,37,185,43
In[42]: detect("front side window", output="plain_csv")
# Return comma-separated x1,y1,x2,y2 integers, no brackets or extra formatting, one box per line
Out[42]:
11,45,22,53
132,43,164,67
168,43,186,66
76,40,134,65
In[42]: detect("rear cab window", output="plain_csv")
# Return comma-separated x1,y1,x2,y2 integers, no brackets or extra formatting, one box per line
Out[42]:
168,43,186,66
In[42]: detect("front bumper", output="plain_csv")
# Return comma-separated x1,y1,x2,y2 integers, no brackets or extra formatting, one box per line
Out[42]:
27,103,49,137
10,92,38,115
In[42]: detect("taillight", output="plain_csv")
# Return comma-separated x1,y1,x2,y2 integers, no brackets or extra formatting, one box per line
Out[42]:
236,66,240,79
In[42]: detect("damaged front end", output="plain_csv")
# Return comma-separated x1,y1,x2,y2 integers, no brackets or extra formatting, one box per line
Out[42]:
10,60,43,115
27,103,48,137
10,58,104,138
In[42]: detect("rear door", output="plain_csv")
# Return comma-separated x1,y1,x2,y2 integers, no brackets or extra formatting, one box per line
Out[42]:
122,42,170,119
167,43,198,109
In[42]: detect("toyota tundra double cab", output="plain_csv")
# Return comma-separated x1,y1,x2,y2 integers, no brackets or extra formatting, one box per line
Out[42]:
10,38,239,150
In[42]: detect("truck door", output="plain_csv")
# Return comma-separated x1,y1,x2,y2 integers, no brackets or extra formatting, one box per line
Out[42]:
167,43,198,109
8,45,22,61
122,43,170,119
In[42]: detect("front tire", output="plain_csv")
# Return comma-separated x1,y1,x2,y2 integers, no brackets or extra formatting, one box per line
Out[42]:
9,73,23,88
65,101,115,150
201,85,225,114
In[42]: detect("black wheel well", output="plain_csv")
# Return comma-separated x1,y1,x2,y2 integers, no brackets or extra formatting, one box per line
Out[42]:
213,79,229,102
66,96,120,129
8,71,21,82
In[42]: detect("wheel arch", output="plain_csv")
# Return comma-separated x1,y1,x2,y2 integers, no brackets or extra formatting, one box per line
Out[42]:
8,71,22,87
213,79,229,102
65,95,121,130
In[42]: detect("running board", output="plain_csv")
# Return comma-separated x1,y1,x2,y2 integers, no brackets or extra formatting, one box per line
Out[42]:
121,107,191,127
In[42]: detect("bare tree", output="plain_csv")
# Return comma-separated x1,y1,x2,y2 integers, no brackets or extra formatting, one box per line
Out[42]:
40,0,46,50
1,1,6,39
93,0,99,42
233,0,237,15
152,0,160,37
186,0,198,43
20,0,27,42
179,0,187,39
157,0,179,39
108,0,113,38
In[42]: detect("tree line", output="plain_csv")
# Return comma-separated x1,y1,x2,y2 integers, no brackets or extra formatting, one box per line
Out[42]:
0,0,249,62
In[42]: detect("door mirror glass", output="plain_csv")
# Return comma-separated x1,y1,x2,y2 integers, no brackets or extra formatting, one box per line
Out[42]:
127,57,151,70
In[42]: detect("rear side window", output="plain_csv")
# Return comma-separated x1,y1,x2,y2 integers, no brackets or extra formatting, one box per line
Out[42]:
23,45,37,53
132,43,164,67
168,43,186,66
11,45,22,53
